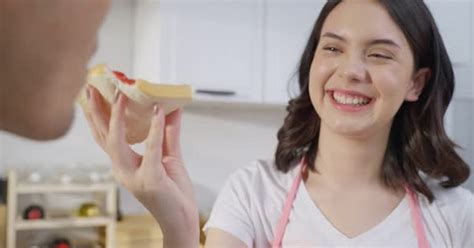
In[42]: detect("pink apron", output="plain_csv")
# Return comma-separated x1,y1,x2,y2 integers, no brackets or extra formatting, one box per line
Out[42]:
272,159,430,248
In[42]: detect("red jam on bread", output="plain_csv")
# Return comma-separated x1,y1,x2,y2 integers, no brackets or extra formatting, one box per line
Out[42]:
113,70,135,85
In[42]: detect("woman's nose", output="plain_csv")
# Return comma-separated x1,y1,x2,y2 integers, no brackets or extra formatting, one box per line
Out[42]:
337,58,367,83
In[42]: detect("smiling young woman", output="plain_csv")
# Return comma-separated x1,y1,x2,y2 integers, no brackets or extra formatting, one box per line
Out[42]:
204,0,472,247
276,0,468,203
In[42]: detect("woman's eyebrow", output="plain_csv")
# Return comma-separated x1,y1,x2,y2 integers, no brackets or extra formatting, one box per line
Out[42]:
321,32,346,42
321,32,401,49
367,39,401,49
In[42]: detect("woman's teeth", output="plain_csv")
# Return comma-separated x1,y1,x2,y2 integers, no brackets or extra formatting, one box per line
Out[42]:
333,91,370,106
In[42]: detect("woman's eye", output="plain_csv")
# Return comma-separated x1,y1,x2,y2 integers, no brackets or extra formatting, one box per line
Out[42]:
323,47,340,53
369,53,392,60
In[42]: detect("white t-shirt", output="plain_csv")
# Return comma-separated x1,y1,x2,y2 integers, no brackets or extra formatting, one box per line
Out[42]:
203,160,474,248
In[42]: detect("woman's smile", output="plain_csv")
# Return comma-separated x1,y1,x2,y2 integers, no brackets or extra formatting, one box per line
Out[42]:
326,89,374,113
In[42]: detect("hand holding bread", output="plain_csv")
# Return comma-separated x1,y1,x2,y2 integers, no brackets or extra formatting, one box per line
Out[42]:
80,65,200,247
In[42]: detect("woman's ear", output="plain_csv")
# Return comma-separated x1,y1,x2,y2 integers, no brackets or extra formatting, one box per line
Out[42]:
406,68,431,102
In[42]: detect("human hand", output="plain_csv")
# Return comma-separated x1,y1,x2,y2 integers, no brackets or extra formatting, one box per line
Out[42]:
83,86,199,247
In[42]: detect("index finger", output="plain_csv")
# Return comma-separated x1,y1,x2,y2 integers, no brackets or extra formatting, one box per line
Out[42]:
141,105,167,178
108,91,140,175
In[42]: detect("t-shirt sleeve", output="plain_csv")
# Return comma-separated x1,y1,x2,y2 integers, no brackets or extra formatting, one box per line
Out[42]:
458,190,474,248
203,170,255,247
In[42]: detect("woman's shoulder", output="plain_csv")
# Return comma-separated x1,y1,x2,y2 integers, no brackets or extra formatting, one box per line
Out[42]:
422,176,473,246
223,159,298,195
423,175,473,206
422,175,473,221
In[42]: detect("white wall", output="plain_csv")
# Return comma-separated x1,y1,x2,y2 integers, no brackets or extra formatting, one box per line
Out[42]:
446,0,474,190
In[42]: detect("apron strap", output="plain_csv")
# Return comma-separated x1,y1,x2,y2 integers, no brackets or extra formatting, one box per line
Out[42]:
272,158,306,248
272,158,430,248
405,185,430,248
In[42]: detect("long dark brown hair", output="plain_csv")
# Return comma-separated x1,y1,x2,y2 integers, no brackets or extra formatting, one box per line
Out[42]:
275,0,470,202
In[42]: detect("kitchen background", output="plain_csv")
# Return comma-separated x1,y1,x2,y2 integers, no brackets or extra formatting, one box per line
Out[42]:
0,0,473,247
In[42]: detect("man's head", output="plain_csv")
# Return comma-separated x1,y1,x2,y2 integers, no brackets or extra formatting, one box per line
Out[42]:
0,0,111,140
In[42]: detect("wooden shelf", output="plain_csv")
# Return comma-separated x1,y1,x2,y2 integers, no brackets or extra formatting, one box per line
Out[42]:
7,170,117,248
15,216,114,230
16,183,115,194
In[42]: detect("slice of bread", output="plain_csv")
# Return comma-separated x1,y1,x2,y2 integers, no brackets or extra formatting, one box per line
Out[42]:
78,64,192,144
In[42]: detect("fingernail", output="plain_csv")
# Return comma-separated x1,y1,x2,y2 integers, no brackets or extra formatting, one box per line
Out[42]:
153,104,159,115
114,88,120,103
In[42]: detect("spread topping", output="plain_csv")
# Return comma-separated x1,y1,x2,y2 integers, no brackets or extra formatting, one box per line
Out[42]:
113,70,135,85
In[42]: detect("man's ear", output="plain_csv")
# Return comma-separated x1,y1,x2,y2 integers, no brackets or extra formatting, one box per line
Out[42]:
406,68,431,102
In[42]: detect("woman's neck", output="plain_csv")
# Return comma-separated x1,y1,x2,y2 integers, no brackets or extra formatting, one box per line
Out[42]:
307,123,392,191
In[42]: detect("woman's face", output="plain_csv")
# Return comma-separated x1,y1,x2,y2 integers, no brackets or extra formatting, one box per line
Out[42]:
309,0,430,138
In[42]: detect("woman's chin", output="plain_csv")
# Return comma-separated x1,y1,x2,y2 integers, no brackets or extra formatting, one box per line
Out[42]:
325,120,374,139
